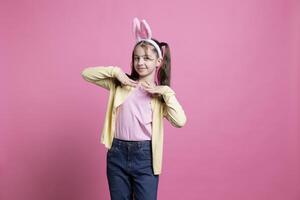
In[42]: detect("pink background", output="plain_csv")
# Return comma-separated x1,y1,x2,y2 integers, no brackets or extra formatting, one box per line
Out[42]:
1,0,300,199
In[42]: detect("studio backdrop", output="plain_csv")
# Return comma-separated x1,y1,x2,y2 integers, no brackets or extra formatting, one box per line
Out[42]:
1,0,299,199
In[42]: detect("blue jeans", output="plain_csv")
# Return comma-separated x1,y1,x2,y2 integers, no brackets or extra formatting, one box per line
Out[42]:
106,138,159,200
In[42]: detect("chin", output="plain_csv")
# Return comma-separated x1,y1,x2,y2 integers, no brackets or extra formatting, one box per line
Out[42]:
137,73,148,77
136,70,149,76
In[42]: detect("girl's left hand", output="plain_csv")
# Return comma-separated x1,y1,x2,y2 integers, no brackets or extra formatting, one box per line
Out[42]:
141,82,167,96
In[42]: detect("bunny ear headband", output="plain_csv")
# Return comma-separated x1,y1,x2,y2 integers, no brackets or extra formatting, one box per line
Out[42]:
133,17,163,59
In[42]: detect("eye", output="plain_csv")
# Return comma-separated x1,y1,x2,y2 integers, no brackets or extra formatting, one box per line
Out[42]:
146,57,154,61
133,56,153,61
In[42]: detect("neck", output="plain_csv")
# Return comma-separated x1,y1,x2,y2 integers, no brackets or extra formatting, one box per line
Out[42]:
138,74,156,86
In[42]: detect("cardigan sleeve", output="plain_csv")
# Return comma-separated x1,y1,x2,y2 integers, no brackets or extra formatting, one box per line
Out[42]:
81,66,121,90
162,86,187,128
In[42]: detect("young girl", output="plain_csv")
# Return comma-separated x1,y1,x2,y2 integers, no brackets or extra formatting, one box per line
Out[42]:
81,17,187,200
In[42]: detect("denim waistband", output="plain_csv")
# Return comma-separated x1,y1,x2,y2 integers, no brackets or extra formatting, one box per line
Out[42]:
112,138,152,150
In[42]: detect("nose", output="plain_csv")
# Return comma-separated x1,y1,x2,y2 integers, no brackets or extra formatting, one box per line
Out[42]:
137,57,144,65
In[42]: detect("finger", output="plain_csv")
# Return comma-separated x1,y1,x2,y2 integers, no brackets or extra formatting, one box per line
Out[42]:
129,79,138,84
141,85,149,90
131,82,138,87
143,88,155,93
130,80,138,87
128,79,138,86
146,81,155,88
142,82,152,88
122,78,132,84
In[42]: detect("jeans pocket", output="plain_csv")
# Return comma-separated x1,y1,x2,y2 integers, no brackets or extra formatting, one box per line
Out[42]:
139,147,152,160
108,143,119,158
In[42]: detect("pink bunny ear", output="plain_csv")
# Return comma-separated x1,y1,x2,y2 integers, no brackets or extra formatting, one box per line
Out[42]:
140,19,152,39
133,17,141,41
133,17,153,42
132,17,163,58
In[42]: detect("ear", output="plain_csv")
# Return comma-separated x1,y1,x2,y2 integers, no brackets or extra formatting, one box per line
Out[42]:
133,17,141,41
140,19,152,39
156,58,163,67
133,18,154,42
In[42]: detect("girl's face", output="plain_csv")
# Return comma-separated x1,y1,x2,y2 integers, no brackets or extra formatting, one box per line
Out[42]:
133,45,162,79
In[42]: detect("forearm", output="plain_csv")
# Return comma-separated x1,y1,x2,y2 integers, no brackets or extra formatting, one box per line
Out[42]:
162,86,187,128
81,66,121,90
81,66,121,81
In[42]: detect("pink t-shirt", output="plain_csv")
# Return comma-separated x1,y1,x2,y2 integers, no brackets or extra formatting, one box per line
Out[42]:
114,83,153,141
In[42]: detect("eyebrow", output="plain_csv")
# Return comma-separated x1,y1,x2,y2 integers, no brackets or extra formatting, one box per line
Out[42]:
133,55,154,58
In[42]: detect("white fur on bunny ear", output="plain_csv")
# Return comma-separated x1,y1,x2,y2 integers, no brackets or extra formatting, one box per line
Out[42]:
141,19,152,39
132,17,163,58
133,17,141,41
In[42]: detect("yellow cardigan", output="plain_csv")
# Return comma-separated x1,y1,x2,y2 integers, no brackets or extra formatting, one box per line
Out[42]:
81,66,187,175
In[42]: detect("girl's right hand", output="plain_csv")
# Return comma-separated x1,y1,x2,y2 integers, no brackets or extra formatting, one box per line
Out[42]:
115,69,138,87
